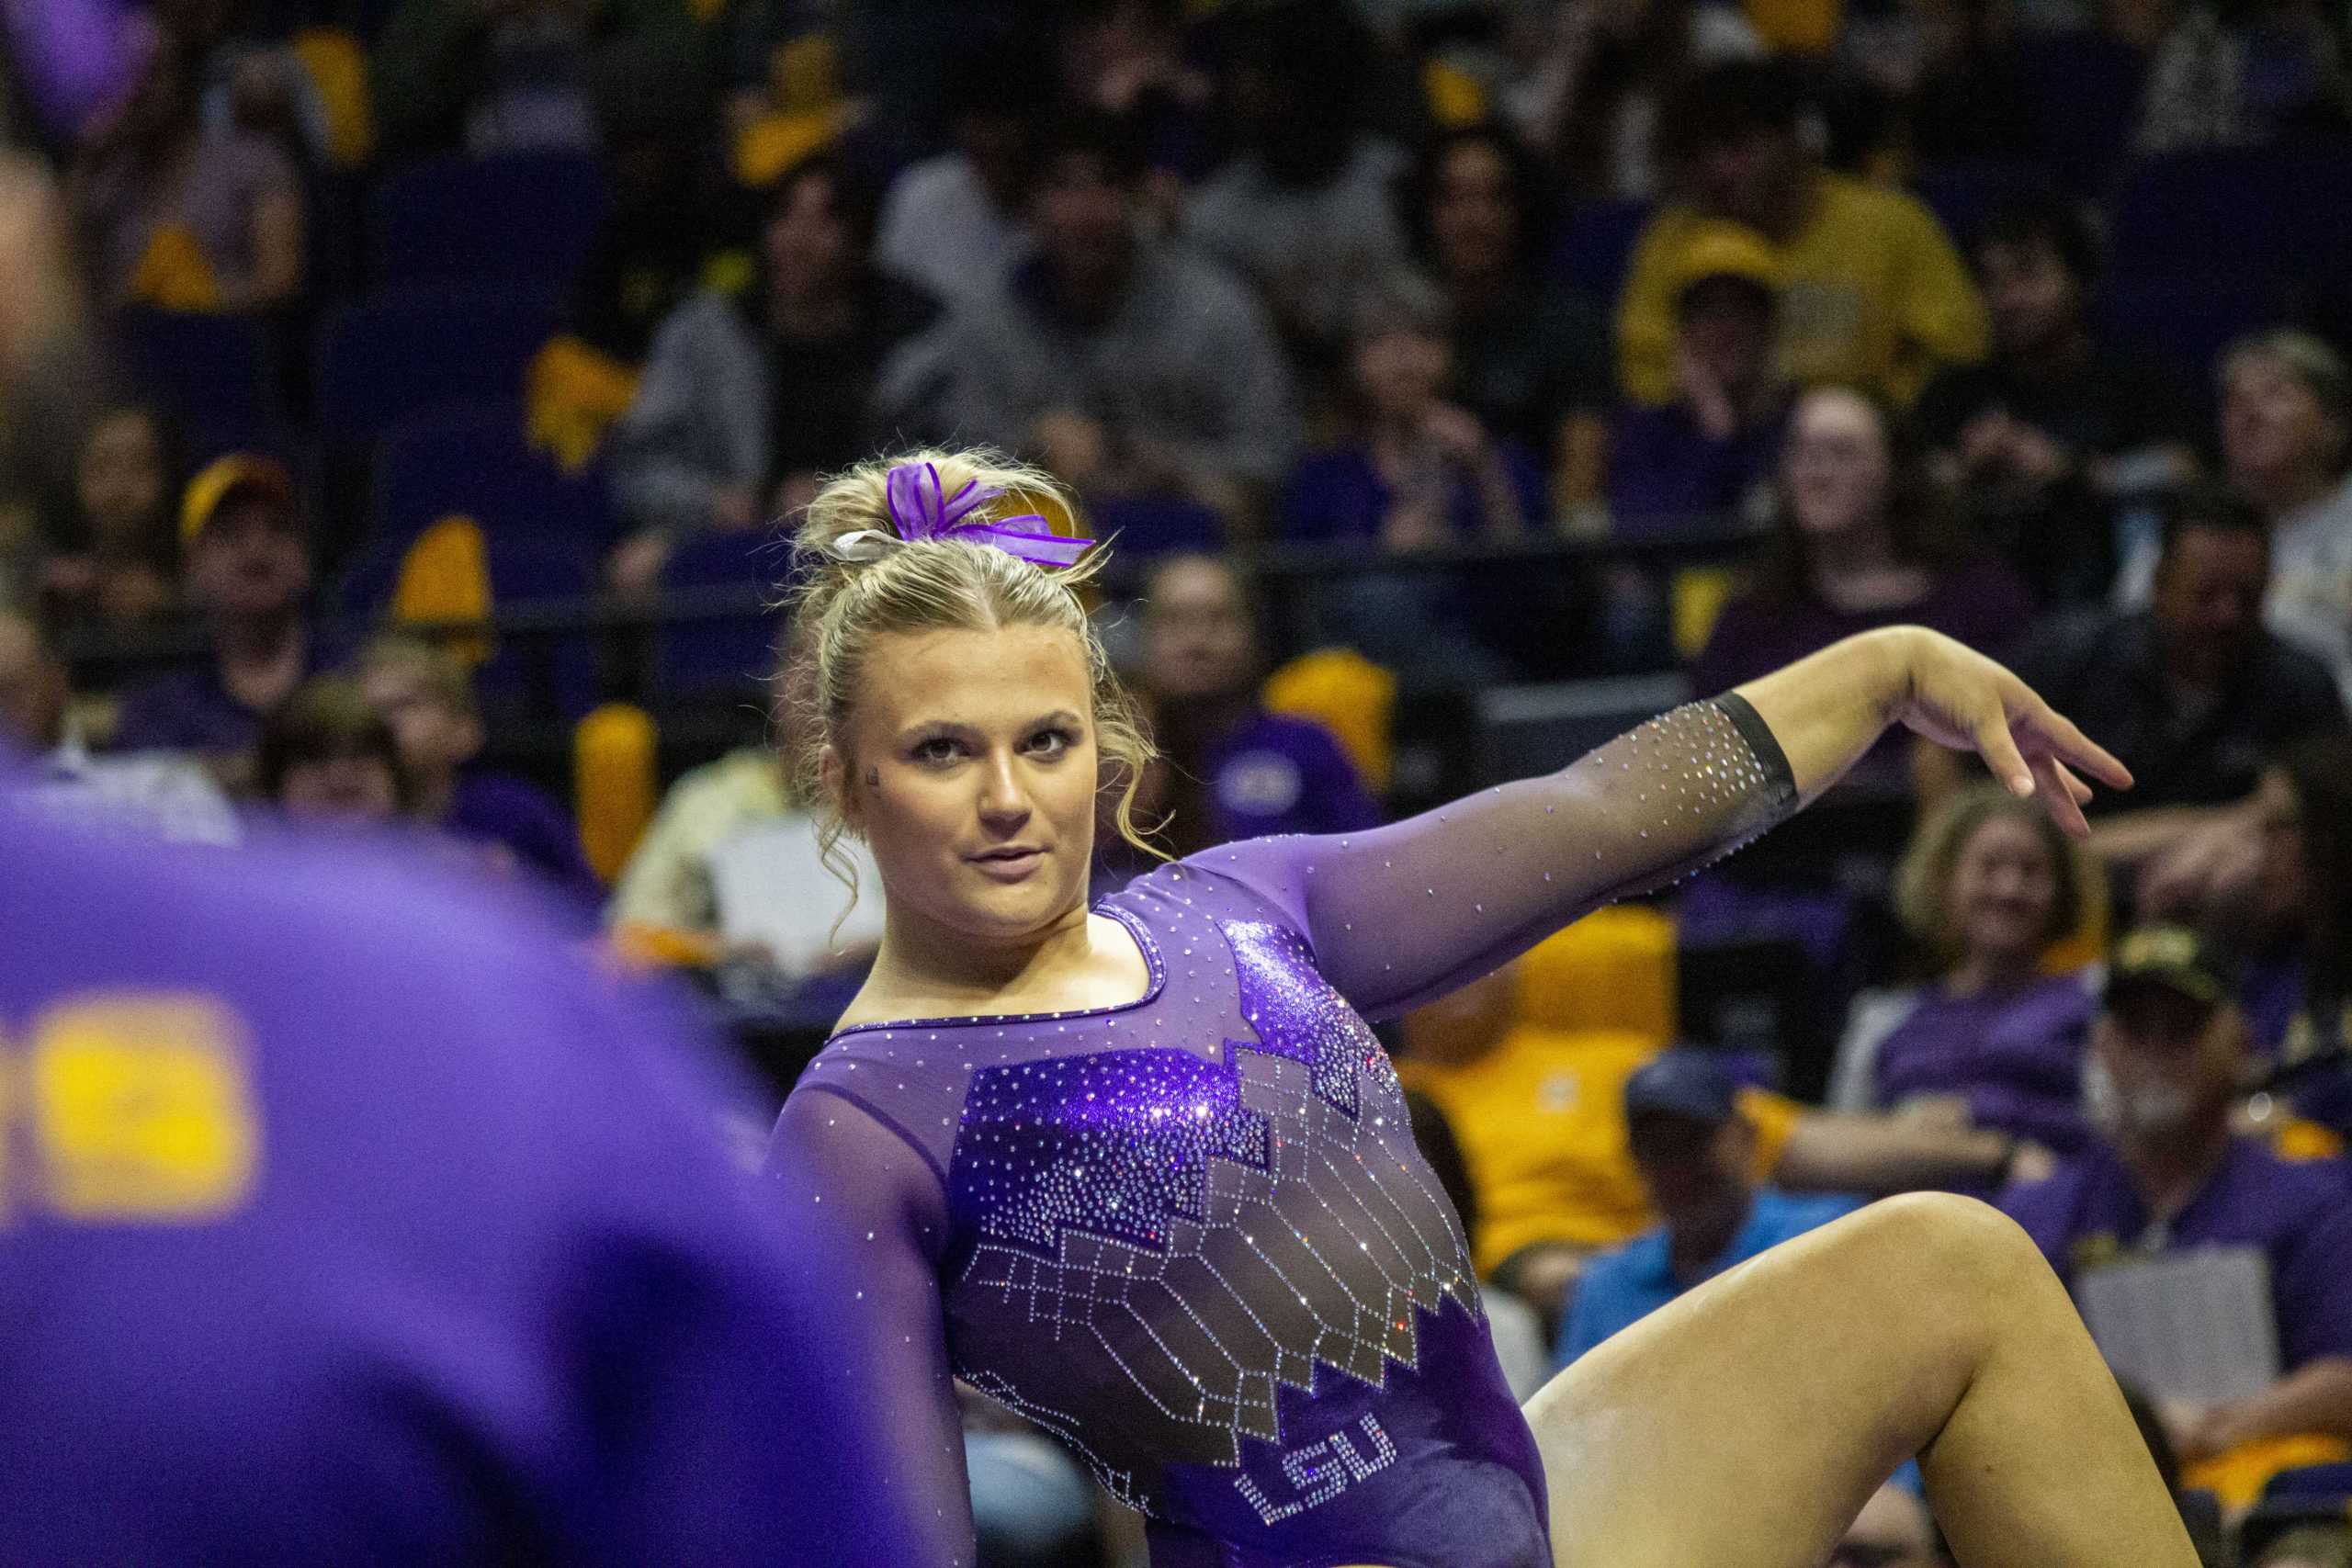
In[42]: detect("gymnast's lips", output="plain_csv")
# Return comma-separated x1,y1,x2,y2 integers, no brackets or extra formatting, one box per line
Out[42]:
967,845,1046,881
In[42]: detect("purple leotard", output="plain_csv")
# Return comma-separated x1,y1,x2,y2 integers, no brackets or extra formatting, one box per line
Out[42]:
765,696,1799,1568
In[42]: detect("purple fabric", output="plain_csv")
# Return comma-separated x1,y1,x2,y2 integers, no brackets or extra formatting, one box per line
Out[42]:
1203,713,1383,843
445,767,599,905
111,633,344,758
0,784,821,1563
1608,402,1786,535
2001,1137,2352,1371
3,0,145,138
762,696,1801,1566
1872,975,2098,1155
1690,556,2034,790
1279,440,1549,544
1692,556,2035,694
879,460,1091,568
2241,948,2309,1058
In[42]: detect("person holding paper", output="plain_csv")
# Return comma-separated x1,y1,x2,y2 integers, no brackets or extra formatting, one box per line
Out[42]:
2001,925,2352,1469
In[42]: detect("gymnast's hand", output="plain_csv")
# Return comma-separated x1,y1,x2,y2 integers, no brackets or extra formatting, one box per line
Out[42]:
1736,626,2132,840
1883,627,2132,839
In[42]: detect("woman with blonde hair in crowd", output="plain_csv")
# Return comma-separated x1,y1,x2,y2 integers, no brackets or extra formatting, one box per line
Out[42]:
1827,784,2108,1177
759,444,2192,1567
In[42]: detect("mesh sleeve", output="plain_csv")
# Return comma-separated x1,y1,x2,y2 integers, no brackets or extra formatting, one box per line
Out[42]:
759,1089,978,1567
1211,696,1798,1019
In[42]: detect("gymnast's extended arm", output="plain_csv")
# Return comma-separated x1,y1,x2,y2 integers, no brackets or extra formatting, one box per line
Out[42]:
1214,626,2129,1020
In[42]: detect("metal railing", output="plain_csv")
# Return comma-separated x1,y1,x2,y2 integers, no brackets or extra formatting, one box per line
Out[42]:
57,518,1766,716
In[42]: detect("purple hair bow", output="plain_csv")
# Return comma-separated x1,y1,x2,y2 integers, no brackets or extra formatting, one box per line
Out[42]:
839,461,1091,569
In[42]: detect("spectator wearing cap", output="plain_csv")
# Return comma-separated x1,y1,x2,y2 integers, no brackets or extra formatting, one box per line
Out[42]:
931,110,1299,527
356,633,600,904
1553,1050,1862,1366
1915,192,2196,608
606,150,943,593
0,608,235,845
2137,735,2352,1134
1398,124,1613,522
2000,925,2352,1472
111,454,336,785
1125,554,1380,863
1608,220,1791,533
2013,485,2346,877
1615,61,1986,409
1397,963,2041,1335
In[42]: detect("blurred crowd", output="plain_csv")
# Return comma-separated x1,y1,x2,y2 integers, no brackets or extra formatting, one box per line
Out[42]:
6,0,2352,1562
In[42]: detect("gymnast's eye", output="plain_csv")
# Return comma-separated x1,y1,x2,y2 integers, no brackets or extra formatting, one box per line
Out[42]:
1024,726,1076,760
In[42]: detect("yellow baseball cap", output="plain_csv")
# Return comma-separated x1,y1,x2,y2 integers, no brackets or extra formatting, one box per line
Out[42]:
180,454,298,547
1670,220,1784,301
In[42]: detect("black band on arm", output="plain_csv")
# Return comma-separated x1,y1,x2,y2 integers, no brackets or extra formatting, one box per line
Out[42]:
1711,692,1799,811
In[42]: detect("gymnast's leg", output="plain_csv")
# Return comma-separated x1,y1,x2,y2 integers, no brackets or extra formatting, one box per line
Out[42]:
1521,1192,2197,1568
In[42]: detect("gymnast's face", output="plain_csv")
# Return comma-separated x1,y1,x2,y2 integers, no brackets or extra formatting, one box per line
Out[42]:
831,624,1102,945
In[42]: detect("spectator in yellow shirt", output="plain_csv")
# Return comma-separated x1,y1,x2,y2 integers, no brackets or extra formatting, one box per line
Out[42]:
1397,958,2045,1327
1616,62,1987,408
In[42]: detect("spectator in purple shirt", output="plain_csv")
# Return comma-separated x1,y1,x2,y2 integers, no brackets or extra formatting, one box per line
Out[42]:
358,631,600,903
1127,552,1380,860
0,776,822,1564
1691,385,2034,791
111,454,337,790
2001,925,2352,1471
1283,271,1547,686
1608,220,1791,535
1830,784,2105,1164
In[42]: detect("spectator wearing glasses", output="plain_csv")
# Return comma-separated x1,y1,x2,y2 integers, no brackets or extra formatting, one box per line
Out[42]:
2122,333,2352,701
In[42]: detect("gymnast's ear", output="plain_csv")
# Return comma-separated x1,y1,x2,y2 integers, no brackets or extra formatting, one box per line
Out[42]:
820,742,859,828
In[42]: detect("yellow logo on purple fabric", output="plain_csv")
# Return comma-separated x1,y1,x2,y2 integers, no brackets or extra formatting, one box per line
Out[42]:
4,995,259,1225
